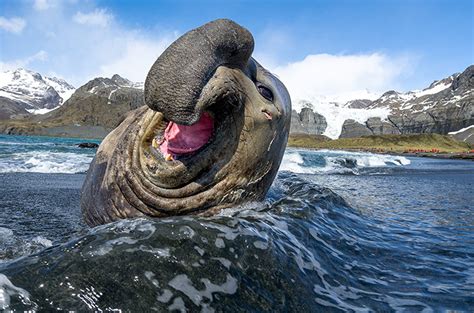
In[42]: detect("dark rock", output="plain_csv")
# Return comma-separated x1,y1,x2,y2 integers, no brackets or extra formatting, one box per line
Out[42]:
77,142,99,148
451,65,473,90
111,74,133,86
366,117,400,135
450,126,474,144
0,96,31,120
40,87,62,109
339,119,373,138
345,99,373,109
290,108,327,135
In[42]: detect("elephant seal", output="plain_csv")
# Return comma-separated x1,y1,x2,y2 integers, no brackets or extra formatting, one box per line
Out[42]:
81,19,291,226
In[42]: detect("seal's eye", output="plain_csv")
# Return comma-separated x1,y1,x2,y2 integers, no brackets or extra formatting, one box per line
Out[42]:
257,83,274,102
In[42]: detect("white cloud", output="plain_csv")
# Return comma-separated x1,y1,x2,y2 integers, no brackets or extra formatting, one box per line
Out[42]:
272,53,413,106
0,50,48,71
0,17,26,34
97,35,175,82
268,53,415,139
0,3,177,85
33,0,53,11
73,9,113,27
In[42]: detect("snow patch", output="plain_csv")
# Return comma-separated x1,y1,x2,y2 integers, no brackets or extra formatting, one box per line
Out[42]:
412,80,451,98
25,107,57,115
107,87,119,104
295,98,391,139
448,125,474,135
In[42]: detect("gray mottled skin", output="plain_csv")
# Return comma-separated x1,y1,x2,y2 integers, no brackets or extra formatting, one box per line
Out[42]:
81,19,291,226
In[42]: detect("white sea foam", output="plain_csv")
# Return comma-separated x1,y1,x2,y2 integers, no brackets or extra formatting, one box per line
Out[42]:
279,152,315,174
280,150,410,174
0,227,13,243
323,149,411,167
0,274,32,310
31,236,53,247
0,151,93,174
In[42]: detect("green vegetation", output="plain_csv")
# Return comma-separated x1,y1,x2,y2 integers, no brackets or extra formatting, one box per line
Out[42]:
288,133,472,153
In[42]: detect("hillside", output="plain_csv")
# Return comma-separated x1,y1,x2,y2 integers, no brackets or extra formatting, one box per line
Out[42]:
0,74,144,138
288,133,472,153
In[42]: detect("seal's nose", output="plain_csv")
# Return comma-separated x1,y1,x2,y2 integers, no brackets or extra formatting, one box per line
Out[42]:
144,19,254,126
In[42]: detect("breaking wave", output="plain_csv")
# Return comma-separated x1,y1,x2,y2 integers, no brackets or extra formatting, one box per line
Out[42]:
0,135,97,174
280,149,411,174
0,136,411,176
0,151,93,174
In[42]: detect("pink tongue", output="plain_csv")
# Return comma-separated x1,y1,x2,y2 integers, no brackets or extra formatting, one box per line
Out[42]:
159,112,214,156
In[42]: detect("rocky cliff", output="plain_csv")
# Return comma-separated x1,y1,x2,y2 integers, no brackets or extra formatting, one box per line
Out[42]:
314,65,473,143
290,108,327,135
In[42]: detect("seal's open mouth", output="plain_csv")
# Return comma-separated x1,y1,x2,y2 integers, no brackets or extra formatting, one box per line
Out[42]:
158,112,214,158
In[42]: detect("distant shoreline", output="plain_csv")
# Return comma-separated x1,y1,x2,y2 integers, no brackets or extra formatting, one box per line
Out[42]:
286,144,474,161
2,132,473,161
287,133,474,161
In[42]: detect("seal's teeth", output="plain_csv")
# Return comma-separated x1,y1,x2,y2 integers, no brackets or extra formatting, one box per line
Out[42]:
165,154,174,161
152,138,159,149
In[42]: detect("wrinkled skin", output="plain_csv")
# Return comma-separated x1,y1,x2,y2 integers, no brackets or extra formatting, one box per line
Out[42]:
81,19,291,226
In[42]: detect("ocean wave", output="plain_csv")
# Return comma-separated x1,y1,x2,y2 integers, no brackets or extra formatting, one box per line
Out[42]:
0,225,54,263
0,140,55,146
0,274,33,310
0,151,93,174
280,150,411,174
2,172,472,311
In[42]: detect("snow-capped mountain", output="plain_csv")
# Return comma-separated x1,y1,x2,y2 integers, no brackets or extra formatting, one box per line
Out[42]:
292,65,473,141
365,74,460,112
1,66,472,143
84,74,144,103
0,68,75,116
0,73,145,138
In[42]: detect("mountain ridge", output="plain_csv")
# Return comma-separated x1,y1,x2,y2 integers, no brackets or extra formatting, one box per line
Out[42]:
0,65,472,142
0,68,76,118
0,73,144,138
293,65,473,143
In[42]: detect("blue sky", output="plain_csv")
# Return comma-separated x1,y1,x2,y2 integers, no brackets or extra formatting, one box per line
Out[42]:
0,0,472,102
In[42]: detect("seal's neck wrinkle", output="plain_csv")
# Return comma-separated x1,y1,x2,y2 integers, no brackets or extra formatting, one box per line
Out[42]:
159,112,214,157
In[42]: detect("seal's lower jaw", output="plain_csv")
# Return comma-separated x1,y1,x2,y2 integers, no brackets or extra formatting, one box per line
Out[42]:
138,91,243,191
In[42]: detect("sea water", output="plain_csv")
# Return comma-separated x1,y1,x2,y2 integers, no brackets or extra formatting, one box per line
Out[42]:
0,135,473,311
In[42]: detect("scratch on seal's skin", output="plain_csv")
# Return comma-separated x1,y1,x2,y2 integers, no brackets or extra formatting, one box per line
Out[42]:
268,131,277,152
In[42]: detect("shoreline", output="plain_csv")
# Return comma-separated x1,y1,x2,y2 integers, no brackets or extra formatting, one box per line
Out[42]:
377,151,474,161
287,145,474,161
2,133,474,161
